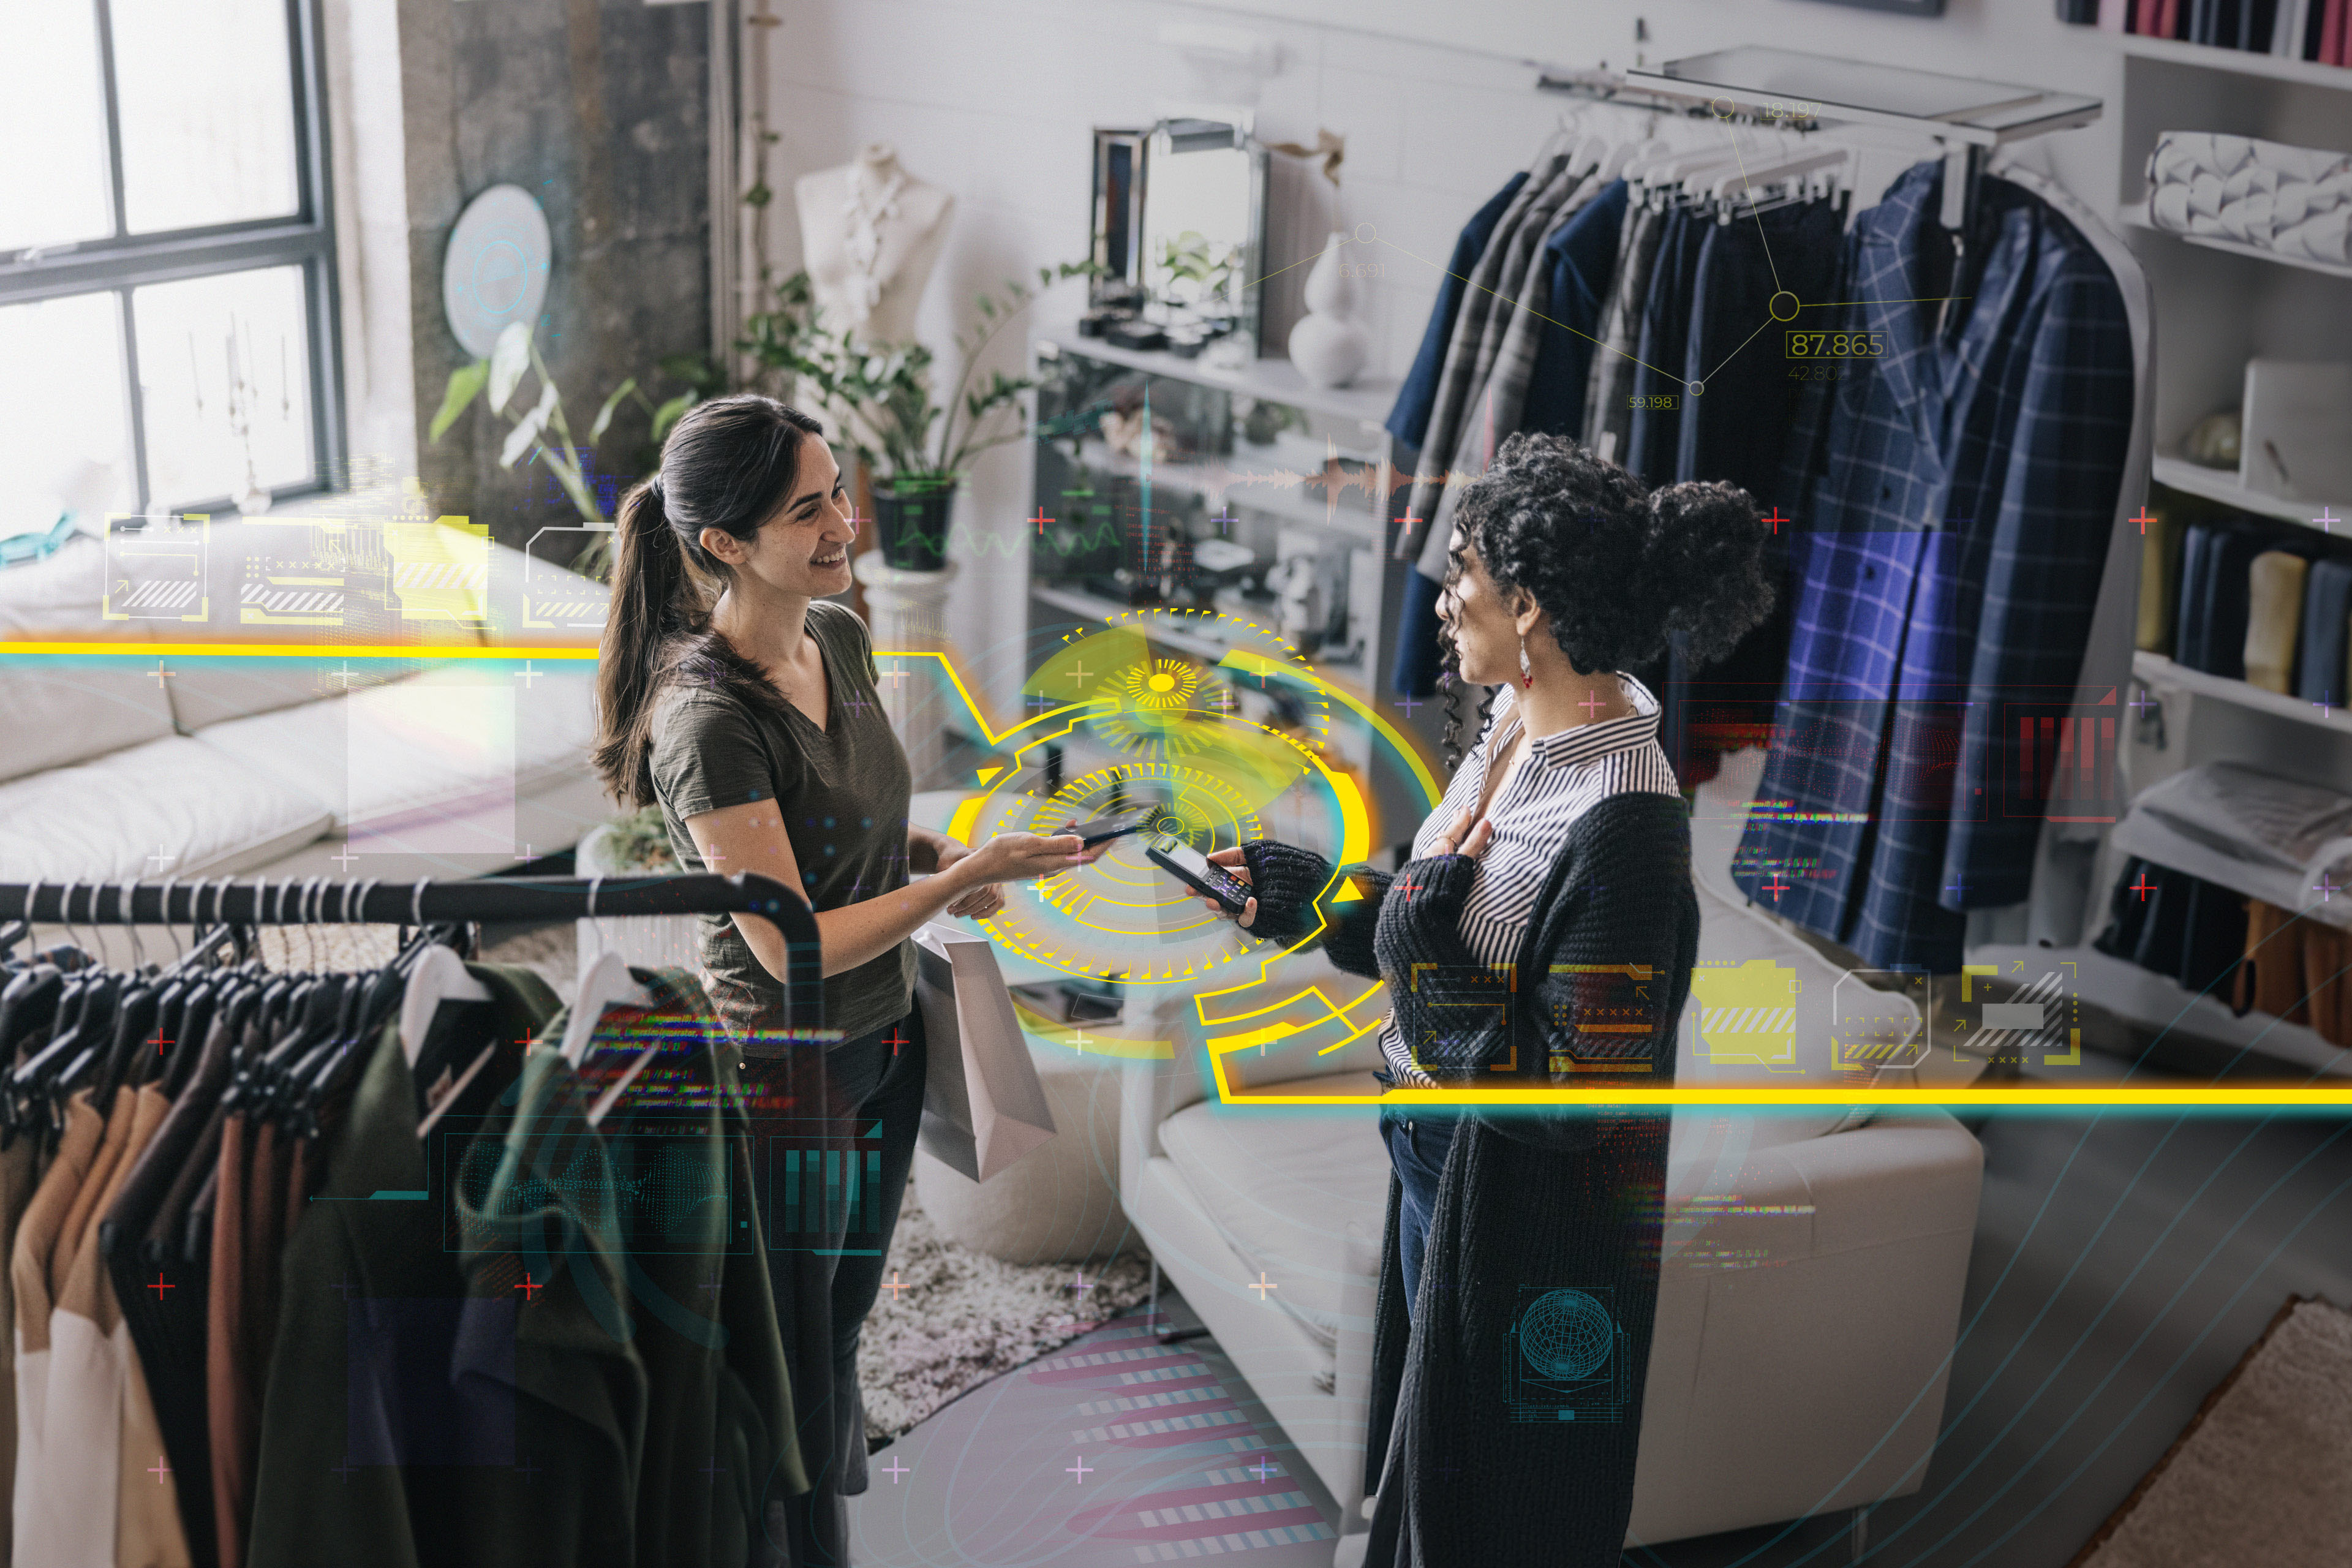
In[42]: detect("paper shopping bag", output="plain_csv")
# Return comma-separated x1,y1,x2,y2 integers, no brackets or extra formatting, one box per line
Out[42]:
913,923,1057,1182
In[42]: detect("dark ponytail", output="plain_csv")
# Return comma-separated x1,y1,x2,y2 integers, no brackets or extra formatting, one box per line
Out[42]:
592,394,826,806
1447,432,1773,687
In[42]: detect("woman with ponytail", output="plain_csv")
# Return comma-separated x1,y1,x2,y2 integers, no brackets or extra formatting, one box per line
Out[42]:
1194,433,1772,1567
592,394,1102,1564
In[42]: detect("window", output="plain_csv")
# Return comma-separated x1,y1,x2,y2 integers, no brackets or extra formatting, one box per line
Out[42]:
0,0,340,519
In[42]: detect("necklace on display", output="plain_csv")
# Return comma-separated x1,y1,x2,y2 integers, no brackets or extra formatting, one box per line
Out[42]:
842,153,907,323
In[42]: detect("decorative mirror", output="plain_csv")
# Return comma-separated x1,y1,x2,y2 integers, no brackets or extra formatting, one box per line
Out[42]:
1089,121,1269,354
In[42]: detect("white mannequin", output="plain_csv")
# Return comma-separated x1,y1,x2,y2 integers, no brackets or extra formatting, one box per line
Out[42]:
794,144,955,344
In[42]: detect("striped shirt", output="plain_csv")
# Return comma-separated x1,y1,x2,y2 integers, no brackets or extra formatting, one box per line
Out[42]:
1379,674,1683,1087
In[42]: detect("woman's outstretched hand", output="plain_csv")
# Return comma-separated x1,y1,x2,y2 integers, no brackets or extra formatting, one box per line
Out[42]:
1199,846,1259,930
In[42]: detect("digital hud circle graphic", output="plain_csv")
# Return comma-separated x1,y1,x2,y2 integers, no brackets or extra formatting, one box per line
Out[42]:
951,606,1407,988
442,184,552,358
1519,1288,1615,1381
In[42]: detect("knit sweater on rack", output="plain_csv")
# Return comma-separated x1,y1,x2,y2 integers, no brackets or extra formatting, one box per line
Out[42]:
1242,792,1698,1565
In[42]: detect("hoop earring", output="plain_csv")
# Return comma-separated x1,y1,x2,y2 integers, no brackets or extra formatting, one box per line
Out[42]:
1518,633,1534,690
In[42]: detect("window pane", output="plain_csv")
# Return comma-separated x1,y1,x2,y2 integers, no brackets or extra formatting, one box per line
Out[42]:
113,0,298,235
0,2,115,252
134,267,314,509
0,293,137,526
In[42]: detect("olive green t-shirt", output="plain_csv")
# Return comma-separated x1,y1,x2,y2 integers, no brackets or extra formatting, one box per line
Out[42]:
647,601,914,1047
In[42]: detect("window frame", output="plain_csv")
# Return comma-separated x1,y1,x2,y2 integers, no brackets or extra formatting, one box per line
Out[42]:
0,0,344,515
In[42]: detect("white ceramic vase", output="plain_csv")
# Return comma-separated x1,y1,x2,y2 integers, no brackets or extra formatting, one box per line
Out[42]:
1287,230,1368,389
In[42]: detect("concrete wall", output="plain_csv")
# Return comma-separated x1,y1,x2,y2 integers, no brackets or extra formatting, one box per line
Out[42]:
394,0,711,550
751,0,2138,720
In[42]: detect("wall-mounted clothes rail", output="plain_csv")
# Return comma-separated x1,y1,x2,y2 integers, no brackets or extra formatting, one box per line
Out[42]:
0,872,824,1026
1539,45,2103,333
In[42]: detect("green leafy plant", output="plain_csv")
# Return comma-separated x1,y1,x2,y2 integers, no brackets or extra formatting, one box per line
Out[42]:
738,260,1099,487
431,321,706,577
1156,230,1240,311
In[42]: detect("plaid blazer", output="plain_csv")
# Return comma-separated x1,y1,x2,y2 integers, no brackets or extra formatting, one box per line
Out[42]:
1426,170,1606,545
1581,203,1664,466
1401,159,1566,556
1733,160,2134,973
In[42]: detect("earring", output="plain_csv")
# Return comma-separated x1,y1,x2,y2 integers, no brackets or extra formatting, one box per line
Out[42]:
1518,633,1534,690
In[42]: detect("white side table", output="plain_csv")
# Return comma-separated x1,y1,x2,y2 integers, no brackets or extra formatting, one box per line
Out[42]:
853,552,957,790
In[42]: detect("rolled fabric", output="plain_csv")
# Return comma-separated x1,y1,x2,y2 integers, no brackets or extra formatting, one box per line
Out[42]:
2244,551,2310,695
2189,172,2226,217
2212,134,2254,176
2152,182,2195,231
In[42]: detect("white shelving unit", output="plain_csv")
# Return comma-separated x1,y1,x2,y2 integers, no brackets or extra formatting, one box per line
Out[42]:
2146,451,2347,530
2118,32,2352,91
2119,202,2352,282
2133,649,2352,733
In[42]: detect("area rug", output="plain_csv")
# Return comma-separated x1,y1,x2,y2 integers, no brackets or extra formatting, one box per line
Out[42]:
859,1186,1153,1441
2070,1295,2352,1566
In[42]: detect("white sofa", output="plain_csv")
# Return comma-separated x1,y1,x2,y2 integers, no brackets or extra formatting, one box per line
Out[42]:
0,516,608,927
1118,876,1984,1559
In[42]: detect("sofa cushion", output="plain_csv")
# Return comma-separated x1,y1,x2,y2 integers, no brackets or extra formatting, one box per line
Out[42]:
1156,1090,1391,1354
0,734,334,881
190,666,598,836
0,657,178,785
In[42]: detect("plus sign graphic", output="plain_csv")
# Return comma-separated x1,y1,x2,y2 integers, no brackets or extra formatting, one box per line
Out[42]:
1212,506,1236,537
2315,690,2339,720
881,1271,909,1300
514,661,542,688
2128,870,2157,902
843,503,871,538
883,1027,909,1057
147,1031,173,1057
1060,660,1091,686
147,1457,170,1486
2315,873,2343,904
1762,508,1789,535
700,1457,726,1484
2128,688,2162,718
146,660,175,688
1065,1270,1093,1296
879,665,910,689
2132,507,2156,536
1247,1272,1278,1301
1030,507,1052,536
514,1455,543,1483
700,1271,723,1296
1578,690,1607,718
1761,873,1793,902
1944,875,1970,901
331,1458,358,1483
1211,687,1238,712
881,1457,910,1483
844,693,872,715
330,846,361,872
1250,1457,1279,1483
1393,693,1422,716
514,1273,542,1301
148,1273,175,1300
331,1275,359,1301
2314,507,2339,534
1066,1456,1093,1483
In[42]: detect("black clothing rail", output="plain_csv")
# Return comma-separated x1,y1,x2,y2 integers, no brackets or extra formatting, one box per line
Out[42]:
0,873,823,1028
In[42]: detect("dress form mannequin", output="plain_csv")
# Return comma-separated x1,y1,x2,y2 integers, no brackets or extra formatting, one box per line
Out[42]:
794,144,955,344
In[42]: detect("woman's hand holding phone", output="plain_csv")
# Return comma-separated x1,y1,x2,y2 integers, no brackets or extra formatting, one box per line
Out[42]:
1197,847,1259,929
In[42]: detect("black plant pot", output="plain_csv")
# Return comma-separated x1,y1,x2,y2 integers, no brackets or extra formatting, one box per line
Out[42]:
872,478,956,571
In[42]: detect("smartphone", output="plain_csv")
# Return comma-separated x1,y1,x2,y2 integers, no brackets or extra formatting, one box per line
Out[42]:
1145,832,1252,915
1063,805,1158,846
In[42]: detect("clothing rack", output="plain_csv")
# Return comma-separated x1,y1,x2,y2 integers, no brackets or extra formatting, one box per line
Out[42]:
1539,45,2103,331
0,872,824,1024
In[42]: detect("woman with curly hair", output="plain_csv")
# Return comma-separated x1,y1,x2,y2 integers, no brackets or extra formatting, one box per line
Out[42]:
1194,432,1773,1566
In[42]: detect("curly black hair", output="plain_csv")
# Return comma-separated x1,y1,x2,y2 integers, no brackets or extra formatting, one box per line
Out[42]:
1435,434,1773,767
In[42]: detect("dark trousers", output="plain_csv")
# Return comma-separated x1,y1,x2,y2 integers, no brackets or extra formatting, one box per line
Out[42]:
1379,1107,1458,1322
739,1009,927,1567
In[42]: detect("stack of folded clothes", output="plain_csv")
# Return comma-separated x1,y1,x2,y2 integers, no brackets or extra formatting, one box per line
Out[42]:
2147,132,2352,265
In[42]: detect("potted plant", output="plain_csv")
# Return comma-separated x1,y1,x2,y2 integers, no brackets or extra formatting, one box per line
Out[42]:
429,320,705,580
738,261,1097,571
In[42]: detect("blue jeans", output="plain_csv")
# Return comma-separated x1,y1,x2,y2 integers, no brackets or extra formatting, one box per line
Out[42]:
1379,1107,1458,1322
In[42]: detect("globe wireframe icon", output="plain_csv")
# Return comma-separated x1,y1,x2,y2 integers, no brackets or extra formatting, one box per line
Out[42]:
1519,1289,1614,1381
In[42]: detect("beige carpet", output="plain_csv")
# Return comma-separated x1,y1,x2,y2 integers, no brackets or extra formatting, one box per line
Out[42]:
2073,1296,2352,1567
857,1186,1151,1441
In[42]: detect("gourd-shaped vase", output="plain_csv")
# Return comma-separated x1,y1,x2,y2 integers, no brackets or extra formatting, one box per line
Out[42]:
1287,231,1369,389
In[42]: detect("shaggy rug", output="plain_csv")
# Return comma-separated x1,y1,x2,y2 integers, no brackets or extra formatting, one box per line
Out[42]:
2071,1295,2352,1567
857,1185,1153,1441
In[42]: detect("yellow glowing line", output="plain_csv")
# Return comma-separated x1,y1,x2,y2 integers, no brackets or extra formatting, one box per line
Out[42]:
2,642,597,659
1209,1085,2352,1107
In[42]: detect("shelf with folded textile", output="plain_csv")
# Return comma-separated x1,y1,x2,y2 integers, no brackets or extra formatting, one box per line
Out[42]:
2120,203,2352,279
2133,650,2352,733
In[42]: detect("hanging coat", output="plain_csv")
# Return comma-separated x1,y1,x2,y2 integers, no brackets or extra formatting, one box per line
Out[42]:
1732,159,2135,973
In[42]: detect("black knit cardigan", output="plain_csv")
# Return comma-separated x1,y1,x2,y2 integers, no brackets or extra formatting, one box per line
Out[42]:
1245,791,1698,1567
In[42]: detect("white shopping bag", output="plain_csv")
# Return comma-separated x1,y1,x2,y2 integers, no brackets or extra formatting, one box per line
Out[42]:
913,923,1057,1182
